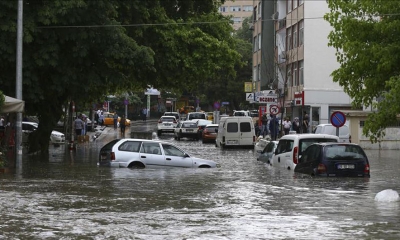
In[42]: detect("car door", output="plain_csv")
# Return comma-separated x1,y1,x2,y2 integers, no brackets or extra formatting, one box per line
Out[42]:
162,143,193,168
239,121,254,146
139,142,165,167
273,139,294,168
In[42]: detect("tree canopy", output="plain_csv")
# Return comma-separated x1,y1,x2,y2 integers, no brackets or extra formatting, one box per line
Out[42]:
0,0,241,152
325,0,400,142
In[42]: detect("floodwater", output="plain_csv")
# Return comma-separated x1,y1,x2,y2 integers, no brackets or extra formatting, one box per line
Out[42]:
0,127,399,239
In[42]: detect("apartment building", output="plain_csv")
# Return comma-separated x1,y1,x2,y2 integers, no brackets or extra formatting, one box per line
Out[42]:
253,0,354,131
218,1,253,30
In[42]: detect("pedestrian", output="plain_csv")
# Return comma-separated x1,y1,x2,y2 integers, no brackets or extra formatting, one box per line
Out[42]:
120,114,126,136
81,114,87,135
254,122,260,137
302,111,309,133
261,113,269,138
113,112,118,129
74,114,84,137
283,117,292,135
99,111,104,126
269,114,279,141
292,117,300,133
0,115,4,130
142,107,147,121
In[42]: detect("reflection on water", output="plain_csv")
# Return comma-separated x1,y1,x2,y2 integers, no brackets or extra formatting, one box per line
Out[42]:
0,139,399,239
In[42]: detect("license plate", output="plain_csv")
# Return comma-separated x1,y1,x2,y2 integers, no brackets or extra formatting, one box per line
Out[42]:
227,140,238,145
186,129,193,132
337,164,355,169
101,155,107,160
164,123,171,126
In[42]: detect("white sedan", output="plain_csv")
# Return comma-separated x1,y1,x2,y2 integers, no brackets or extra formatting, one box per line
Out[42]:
22,121,65,144
98,139,219,168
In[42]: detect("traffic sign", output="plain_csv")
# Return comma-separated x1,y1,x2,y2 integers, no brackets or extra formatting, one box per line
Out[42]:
213,101,220,109
246,93,254,101
330,111,346,127
269,105,280,115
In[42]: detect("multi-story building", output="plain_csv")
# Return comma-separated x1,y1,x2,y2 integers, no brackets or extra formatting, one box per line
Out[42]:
218,1,254,30
253,0,355,131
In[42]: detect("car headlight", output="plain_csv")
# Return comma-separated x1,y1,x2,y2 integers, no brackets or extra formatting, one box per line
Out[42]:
52,133,64,138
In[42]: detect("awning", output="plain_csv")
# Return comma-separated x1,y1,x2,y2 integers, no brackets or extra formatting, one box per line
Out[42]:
1,95,25,113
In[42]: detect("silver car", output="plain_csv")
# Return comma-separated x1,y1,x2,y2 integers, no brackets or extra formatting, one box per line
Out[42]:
257,140,278,164
98,139,219,168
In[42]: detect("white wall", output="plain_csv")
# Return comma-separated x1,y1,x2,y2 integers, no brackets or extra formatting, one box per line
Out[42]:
303,1,345,91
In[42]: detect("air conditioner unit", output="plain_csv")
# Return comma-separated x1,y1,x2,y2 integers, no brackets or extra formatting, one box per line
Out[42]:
249,23,254,30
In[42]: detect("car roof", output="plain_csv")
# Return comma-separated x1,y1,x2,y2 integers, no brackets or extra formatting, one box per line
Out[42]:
160,116,176,118
117,138,173,145
315,142,360,147
279,133,340,140
205,124,218,127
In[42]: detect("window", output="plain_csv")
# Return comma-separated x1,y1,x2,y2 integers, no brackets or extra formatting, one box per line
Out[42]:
287,64,292,87
299,60,304,85
287,0,292,12
299,20,304,46
258,2,262,19
227,122,238,132
119,141,141,152
299,0,304,5
253,66,257,81
232,17,241,24
141,142,162,155
293,0,298,9
287,27,292,50
162,144,185,157
276,140,294,154
240,122,252,132
253,6,257,22
230,6,241,12
219,6,227,12
254,36,258,52
258,34,261,50
243,5,253,12
293,24,298,48
293,62,298,86
258,64,261,81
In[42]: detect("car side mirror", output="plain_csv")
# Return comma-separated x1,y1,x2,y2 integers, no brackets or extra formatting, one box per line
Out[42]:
274,149,278,154
184,153,190,158
215,129,218,133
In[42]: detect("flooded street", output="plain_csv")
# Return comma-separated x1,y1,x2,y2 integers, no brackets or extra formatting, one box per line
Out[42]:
0,124,400,239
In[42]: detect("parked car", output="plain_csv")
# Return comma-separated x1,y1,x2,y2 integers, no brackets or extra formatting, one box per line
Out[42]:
271,134,339,170
103,112,131,126
314,123,350,143
163,112,180,121
22,121,65,145
233,110,250,117
257,141,279,164
174,120,200,140
294,143,370,177
192,119,212,139
202,124,219,143
157,116,178,136
215,116,256,148
186,112,206,121
98,138,219,168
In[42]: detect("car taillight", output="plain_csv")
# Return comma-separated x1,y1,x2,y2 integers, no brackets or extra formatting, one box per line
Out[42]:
158,120,162,123
253,135,255,142
364,164,370,174
293,146,298,164
317,163,327,174
111,152,115,161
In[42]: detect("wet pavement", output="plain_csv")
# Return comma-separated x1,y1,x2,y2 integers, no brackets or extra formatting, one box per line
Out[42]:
0,119,399,239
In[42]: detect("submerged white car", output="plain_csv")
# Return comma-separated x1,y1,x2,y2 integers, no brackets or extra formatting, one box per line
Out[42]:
22,121,65,144
98,138,220,168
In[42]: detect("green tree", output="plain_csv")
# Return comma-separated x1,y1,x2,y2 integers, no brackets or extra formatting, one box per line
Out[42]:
325,0,400,142
0,0,241,152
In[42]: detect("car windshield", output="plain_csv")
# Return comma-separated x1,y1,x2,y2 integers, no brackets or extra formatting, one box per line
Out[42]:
234,112,247,116
325,145,366,160
161,117,175,122
188,113,205,120
182,122,197,128
299,138,338,153
206,126,218,132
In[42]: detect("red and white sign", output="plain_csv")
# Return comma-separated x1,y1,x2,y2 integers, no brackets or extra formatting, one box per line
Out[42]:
294,91,304,106
269,105,280,115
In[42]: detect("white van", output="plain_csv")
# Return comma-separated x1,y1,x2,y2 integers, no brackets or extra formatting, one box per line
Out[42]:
216,116,256,148
313,124,350,143
271,134,339,170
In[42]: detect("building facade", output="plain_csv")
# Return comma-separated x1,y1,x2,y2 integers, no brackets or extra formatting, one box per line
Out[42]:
218,1,254,30
253,0,355,132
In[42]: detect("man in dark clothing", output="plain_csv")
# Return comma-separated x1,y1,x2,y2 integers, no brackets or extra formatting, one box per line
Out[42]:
269,115,279,140
120,115,126,136
261,113,269,138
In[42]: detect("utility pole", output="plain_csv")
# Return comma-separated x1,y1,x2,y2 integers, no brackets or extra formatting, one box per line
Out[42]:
15,0,24,166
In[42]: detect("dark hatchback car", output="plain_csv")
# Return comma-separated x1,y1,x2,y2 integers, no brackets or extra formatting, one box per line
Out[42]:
294,143,370,177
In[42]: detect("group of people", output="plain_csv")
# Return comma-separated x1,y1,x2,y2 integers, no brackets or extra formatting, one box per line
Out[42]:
255,112,310,140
